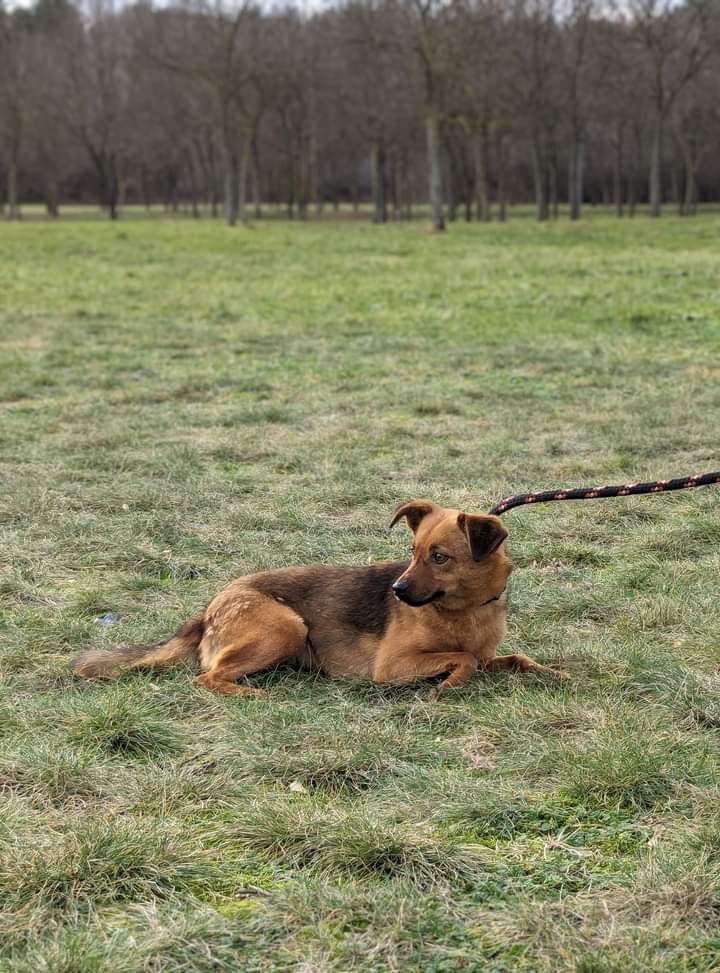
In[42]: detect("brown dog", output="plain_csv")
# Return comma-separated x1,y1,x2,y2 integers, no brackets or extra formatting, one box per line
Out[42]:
72,500,563,696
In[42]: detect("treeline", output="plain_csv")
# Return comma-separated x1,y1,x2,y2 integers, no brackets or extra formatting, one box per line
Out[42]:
1,0,719,227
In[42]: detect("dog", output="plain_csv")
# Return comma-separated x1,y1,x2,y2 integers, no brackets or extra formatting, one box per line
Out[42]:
71,500,564,696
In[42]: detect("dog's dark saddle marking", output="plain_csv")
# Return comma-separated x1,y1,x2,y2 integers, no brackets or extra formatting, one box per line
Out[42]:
341,561,410,633
249,561,409,636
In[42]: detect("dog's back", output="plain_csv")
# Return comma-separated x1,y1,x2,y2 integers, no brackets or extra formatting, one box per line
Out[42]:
246,561,409,639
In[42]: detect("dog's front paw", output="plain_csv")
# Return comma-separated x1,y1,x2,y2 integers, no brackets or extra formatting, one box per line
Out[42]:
549,667,570,681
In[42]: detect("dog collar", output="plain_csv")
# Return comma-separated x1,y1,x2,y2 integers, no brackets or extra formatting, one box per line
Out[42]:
479,587,507,607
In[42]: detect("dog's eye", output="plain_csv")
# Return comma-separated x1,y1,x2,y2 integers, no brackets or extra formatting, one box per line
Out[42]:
430,552,449,564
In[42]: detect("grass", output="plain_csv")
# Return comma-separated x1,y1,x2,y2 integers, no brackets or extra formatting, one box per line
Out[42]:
1,210,720,970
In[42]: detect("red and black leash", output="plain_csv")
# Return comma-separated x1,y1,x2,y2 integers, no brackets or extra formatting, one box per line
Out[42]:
489,470,720,516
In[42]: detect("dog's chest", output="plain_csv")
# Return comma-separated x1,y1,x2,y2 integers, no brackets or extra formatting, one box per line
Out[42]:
442,605,507,659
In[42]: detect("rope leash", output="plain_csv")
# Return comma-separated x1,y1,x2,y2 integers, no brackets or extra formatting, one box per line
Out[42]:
489,470,720,516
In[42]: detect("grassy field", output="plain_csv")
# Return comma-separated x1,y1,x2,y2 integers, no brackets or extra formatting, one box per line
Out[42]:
2,212,720,971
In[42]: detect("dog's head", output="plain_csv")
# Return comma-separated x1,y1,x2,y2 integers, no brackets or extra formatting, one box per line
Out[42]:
388,500,511,609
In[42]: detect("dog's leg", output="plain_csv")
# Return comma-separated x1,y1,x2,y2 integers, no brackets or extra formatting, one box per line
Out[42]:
373,651,478,693
483,654,568,679
195,604,307,697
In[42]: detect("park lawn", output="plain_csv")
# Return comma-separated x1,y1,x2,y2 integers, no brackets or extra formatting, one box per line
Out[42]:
1,210,720,971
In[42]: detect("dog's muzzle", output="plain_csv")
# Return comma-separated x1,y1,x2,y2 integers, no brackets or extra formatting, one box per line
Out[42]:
392,579,445,607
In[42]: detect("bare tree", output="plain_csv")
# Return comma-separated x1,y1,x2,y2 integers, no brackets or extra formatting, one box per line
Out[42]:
0,6,31,219
40,0,131,219
447,0,511,222
672,66,719,216
137,0,261,226
396,0,450,230
510,0,562,221
558,0,595,220
628,0,714,217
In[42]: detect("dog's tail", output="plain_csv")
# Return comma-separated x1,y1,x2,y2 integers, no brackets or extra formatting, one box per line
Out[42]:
71,613,205,680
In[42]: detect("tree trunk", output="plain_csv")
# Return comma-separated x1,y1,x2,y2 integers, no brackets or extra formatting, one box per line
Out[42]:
425,113,445,231
250,135,262,219
670,164,681,215
370,141,387,223
568,132,583,221
496,133,506,222
309,133,320,216
140,163,151,211
392,156,403,221
549,148,559,219
649,115,663,218
613,124,623,217
446,147,457,223
531,134,548,221
45,175,59,218
683,149,697,216
298,139,309,220
284,125,296,219
287,155,295,220
6,153,21,221
207,135,219,218
224,162,239,225
238,140,250,224
223,134,240,227
187,158,199,218
106,154,119,220
473,127,490,222
628,125,641,218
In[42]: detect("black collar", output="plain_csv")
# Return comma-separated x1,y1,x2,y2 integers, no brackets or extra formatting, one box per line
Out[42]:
478,587,507,607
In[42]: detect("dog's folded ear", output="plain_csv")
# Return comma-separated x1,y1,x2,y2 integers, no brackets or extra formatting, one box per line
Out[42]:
457,513,508,561
388,500,438,533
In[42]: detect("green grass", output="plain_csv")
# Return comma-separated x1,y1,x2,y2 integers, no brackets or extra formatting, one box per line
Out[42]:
2,211,720,970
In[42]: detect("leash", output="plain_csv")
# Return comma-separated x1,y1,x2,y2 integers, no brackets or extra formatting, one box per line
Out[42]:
489,470,720,516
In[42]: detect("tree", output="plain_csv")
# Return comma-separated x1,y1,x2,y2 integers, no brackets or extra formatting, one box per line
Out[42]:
509,0,562,221
447,0,511,221
672,66,719,215
0,6,31,219
39,0,131,219
137,0,262,226
629,0,714,217
558,0,595,220
396,0,450,231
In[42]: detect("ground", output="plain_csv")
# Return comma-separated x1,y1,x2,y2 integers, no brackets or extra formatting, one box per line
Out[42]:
2,208,720,972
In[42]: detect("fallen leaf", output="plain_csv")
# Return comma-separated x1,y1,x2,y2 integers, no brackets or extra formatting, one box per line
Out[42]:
463,734,498,772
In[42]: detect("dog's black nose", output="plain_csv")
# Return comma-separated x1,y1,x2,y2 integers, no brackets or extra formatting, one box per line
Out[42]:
392,579,410,594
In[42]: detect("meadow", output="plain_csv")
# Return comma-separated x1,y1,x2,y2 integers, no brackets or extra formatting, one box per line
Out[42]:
2,209,720,971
